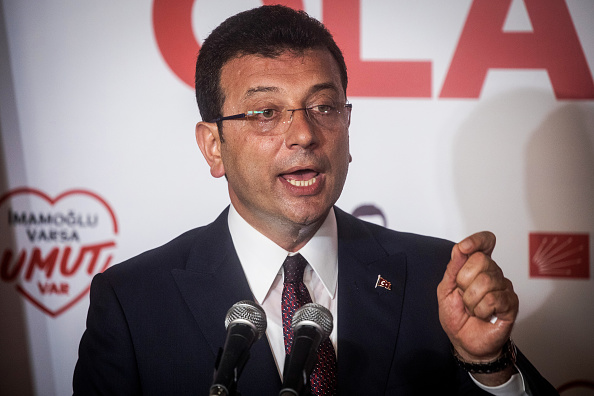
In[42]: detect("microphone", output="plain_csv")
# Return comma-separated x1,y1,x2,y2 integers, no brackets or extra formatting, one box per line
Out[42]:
209,300,267,396
279,303,334,396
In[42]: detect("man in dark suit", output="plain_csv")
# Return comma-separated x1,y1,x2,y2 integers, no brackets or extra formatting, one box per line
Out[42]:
73,5,557,395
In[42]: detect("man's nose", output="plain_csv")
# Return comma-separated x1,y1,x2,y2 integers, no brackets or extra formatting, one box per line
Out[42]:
284,109,318,149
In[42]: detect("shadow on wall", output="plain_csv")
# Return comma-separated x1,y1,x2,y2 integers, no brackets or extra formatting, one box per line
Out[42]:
0,1,35,394
0,120,35,396
451,89,594,393
524,105,594,231
521,104,594,394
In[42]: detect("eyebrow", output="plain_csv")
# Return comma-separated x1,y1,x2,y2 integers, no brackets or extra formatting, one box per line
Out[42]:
245,86,280,97
244,82,341,99
309,82,340,96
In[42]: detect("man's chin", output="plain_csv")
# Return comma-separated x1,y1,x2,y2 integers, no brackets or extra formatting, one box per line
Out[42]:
281,205,333,228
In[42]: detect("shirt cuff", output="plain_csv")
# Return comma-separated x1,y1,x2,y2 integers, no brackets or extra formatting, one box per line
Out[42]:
470,367,527,396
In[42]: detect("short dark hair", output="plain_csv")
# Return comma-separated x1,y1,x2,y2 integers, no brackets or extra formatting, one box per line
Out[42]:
194,5,348,127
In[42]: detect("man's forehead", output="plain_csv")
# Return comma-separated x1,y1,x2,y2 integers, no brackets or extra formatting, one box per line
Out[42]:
244,82,340,98
219,49,343,101
224,48,329,69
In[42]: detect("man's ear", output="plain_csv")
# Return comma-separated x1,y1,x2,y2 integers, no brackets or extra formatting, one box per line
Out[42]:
195,122,225,178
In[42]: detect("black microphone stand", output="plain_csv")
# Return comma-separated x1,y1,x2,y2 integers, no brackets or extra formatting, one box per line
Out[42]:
209,341,250,396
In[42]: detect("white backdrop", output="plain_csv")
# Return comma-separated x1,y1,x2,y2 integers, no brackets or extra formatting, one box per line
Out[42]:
1,1,593,395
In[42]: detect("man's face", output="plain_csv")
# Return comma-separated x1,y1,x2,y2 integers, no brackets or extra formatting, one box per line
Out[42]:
214,49,351,238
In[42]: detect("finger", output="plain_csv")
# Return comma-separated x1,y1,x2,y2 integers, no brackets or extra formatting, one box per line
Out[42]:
473,283,518,323
456,251,495,291
458,231,496,257
460,270,506,317
438,243,468,298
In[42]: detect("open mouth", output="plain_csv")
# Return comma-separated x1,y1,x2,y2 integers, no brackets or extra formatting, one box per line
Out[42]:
281,169,320,187
287,177,317,187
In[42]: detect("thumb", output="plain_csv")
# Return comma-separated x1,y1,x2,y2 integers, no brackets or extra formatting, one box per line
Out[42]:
438,243,468,298
459,231,496,257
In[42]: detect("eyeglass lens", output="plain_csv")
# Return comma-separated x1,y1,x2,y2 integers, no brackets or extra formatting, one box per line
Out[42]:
248,105,351,135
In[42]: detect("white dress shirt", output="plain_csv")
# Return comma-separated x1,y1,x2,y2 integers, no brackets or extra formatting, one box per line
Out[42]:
228,205,338,377
226,204,525,395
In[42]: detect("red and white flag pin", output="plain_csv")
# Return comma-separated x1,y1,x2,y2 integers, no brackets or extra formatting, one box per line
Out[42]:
375,275,392,290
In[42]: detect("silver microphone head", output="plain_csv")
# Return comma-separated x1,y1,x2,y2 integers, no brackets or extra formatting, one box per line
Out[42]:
224,300,267,340
292,302,333,338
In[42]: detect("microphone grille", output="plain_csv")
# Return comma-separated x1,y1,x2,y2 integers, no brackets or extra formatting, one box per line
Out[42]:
224,300,267,339
292,303,333,338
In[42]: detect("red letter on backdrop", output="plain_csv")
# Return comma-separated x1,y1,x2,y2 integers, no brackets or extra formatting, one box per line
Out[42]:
440,0,594,99
153,0,431,97
323,0,431,97
152,0,306,87
152,0,198,87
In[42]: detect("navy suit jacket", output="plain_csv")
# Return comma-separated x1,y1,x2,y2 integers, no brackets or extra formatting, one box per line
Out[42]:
73,207,557,395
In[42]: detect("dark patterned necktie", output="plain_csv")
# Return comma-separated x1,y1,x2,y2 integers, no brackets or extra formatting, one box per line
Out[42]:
282,253,337,396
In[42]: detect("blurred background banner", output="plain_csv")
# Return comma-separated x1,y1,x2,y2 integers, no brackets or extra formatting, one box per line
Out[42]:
1,1,592,395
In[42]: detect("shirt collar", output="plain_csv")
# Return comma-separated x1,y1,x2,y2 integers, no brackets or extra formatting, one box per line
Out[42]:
227,205,338,304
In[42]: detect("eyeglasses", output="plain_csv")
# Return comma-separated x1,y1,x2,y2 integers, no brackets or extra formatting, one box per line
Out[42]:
209,103,352,136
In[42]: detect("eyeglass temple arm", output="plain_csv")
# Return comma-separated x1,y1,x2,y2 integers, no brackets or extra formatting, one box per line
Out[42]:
209,113,248,123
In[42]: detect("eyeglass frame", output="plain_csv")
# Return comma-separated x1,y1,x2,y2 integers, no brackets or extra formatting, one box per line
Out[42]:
207,103,352,134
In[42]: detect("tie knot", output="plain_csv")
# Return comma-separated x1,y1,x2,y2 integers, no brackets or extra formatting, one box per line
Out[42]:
283,254,308,284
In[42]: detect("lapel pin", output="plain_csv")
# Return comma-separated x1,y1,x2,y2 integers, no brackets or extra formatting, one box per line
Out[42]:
375,275,392,291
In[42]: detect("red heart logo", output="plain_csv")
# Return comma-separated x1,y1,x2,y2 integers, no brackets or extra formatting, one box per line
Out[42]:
0,188,119,317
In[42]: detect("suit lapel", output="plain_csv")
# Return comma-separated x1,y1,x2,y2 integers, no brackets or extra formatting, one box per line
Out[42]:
169,207,407,393
171,208,281,393
335,208,407,395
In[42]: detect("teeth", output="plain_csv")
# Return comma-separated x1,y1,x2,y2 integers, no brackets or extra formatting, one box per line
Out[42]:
287,177,317,187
